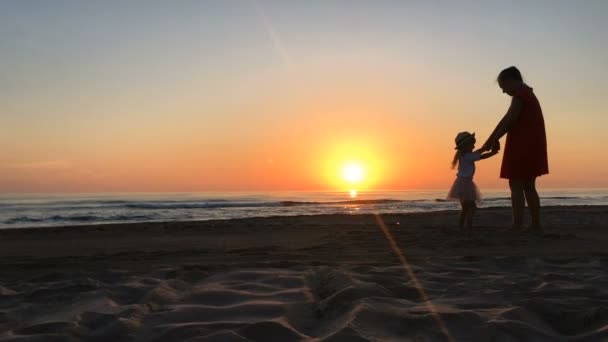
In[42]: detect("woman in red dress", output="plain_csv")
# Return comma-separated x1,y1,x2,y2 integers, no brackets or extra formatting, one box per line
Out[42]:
483,66,549,232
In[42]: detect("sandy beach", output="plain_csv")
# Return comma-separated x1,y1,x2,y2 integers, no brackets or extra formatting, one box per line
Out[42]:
1,206,607,341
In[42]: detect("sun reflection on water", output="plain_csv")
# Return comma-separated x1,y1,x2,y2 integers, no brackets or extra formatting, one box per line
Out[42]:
349,189,357,198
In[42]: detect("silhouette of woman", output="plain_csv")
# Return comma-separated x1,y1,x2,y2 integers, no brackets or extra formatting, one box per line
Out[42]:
483,66,549,232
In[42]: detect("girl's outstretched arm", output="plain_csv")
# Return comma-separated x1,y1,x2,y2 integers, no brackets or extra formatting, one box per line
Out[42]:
479,149,499,160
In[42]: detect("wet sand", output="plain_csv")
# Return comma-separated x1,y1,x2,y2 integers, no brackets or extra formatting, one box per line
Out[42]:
1,206,607,341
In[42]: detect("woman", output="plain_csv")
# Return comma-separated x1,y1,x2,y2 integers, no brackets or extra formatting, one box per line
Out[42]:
483,66,549,232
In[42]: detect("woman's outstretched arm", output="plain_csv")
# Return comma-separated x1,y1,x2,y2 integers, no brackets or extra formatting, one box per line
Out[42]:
473,140,500,160
482,97,523,150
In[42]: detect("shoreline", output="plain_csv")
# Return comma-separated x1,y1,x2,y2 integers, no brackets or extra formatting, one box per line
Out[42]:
1,206,607,268
1,204,605,231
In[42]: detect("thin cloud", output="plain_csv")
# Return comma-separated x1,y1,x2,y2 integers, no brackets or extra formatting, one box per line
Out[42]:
250,0,294,69
3,160,73,171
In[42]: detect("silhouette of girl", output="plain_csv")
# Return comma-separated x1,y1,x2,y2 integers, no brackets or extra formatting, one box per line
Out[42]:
448,132,500,233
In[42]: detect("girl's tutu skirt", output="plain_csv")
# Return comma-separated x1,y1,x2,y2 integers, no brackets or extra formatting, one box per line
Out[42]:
447,177,481,202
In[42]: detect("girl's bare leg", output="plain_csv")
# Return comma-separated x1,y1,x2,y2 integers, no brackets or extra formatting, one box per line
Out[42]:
459,200,467,231
465,200,476,232
467,201,477,231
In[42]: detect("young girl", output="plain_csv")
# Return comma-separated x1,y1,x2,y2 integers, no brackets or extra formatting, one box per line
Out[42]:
448,132,499,232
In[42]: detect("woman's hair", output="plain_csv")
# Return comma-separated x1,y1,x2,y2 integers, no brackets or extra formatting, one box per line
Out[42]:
497,66,523,82
451,150,462,169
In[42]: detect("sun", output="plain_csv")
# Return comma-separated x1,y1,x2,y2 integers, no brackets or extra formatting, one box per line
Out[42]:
342,163,364,184
321,141,385,191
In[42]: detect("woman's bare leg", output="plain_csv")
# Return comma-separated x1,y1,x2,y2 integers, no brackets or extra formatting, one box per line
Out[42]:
509,179,525,230
523,178,542,231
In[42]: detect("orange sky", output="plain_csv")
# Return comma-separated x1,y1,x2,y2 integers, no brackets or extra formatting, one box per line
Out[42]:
2,70,606,193
1,2,607,193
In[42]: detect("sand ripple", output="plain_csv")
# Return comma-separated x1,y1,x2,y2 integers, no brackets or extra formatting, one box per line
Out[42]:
1,258,608,341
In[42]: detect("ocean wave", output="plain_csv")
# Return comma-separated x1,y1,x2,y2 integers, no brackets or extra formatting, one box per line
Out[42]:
5,216,47,223
125,202,280,209
3,192,605,228
436,196,587,203
3,199,131,206
482,197,512,202
5,214,157,225
125,199,404,210
542,196,585,200
281,199,403,206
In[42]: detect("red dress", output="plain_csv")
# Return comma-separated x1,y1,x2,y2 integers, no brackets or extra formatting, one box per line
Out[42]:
500,85,549,180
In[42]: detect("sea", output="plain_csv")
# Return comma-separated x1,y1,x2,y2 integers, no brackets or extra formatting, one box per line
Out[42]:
1,189,607,229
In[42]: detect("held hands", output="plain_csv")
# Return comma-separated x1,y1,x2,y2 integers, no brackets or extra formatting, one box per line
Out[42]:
491,141,501,153
481,137,498,152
